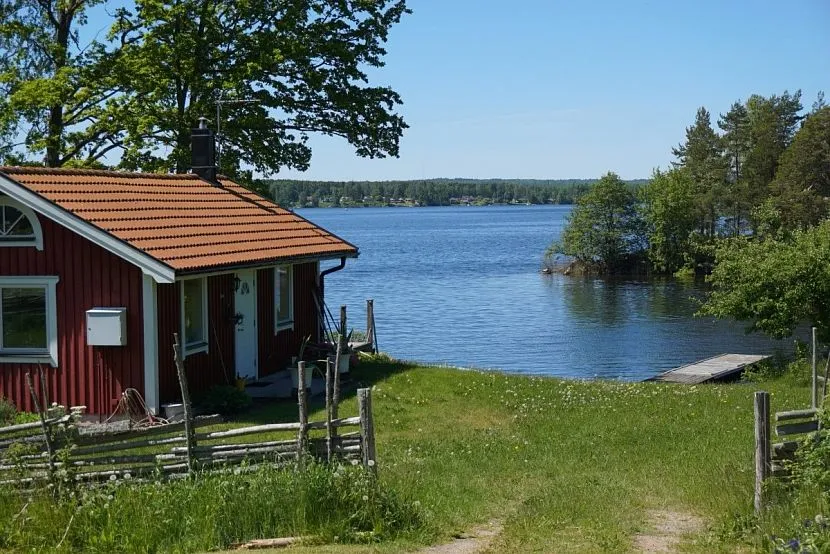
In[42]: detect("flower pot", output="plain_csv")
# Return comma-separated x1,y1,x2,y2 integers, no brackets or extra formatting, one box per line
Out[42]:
289,364,313,390
338,353,350,374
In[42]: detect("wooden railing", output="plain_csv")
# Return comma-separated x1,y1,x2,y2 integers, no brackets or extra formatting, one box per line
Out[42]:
0,339,377,489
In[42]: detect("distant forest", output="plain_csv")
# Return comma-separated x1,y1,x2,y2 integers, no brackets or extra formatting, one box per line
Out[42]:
262,178,650,208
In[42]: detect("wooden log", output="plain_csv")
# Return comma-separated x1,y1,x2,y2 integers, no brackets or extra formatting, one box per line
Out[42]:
25,371,55,477
73,424,187,446
173,333,196,473
198,422,301,440
331,307,346,420
772,440,801,459
234,536,308,550
357,388,376,474
72,462,190,481
776,420,819,437
297,362,308,466
173,439,297,454
325,356,332,462
70,435,187,457
307,417,360,430
771,463,789,478
775,408,819,422
0,415,70,437
755,391,770,514
366,299,375,353
813,327,818,409
194,441,297,457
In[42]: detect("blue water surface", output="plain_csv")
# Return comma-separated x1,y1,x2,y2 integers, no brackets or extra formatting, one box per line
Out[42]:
299,205,789,381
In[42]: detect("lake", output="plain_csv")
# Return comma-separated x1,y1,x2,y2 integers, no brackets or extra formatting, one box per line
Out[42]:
299,205,790,381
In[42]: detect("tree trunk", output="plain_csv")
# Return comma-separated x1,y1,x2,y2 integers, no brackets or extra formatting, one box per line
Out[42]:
46,10,73,167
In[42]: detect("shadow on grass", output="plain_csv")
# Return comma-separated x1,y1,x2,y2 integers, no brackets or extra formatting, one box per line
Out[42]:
226,357,418,426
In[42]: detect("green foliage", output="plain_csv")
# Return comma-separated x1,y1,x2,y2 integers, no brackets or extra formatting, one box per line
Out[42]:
768,106,830,230
0,397,17,426
194,385,252,416
672,106,728,237
552,171,645,273
640,167,698,273
264,177,640,208
0,462,422,552
701,222,830,341
1,0,411,178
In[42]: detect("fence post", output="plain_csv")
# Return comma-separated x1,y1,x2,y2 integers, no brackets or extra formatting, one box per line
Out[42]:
332,305,346,420
297,361,308,467
812,327,818,409
173,333,196,474
366,299,375,353
25,371,55,477
357,387,377,474
325,357,333,461
754,391,771,514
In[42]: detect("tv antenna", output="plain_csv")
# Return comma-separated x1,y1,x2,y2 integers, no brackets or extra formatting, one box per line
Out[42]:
215,91,260,171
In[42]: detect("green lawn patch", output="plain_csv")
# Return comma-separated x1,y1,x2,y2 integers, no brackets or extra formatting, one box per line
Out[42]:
0,359,809,552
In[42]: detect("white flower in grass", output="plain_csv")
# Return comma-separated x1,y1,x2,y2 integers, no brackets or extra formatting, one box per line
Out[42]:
350,459,358,466
367,459,375,467
109,474,117,481
123,472,131,480
362,495,369,502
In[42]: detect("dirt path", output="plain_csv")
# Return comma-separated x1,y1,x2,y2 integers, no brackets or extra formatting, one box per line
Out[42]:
417,520,503,554
633,510,705,553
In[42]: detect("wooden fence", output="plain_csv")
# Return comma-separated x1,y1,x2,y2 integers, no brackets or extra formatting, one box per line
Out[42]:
754,400,823,513
754,328,830,513
0,342,376,489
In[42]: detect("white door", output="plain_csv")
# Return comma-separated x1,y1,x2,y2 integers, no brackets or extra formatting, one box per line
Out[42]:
234,269,258,380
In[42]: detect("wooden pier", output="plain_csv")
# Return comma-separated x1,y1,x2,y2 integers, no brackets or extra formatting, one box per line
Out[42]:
648,353,771,384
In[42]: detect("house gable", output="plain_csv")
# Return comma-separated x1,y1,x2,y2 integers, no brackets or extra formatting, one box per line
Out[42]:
0,174,176,283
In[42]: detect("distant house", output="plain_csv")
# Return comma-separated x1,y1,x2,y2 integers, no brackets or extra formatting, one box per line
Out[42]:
0,124,357,416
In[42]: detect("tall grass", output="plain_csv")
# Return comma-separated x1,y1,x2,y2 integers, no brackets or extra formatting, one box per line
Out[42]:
0,461,423,553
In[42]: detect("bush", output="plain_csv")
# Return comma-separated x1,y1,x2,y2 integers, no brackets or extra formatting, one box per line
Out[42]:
0,397,18,426
194,385,252,416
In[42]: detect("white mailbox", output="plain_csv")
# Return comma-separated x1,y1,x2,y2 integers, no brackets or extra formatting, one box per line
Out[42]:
86,308,128,346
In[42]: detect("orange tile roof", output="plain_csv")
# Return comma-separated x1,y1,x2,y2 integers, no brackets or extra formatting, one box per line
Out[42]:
0,167,357,273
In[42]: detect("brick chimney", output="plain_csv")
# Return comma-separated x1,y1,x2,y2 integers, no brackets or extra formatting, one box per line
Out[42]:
191,117,217,184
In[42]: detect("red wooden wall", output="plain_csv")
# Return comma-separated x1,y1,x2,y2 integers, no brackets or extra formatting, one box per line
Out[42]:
156,274,236,404
257,262,319,376
0,209,321,413
0,215,144,415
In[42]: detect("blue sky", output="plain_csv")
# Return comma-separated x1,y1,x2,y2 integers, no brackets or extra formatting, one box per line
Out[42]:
276,0,829,181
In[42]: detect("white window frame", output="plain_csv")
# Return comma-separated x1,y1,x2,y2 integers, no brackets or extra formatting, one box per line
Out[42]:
0,276,59,366
0,196,44,250
180,277,208,357
274,265,294,333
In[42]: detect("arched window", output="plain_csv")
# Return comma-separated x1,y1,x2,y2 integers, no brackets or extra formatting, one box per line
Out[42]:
0,196,43,250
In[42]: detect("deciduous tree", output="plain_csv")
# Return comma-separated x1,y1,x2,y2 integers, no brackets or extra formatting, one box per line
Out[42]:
109,0,410,177
552,172,644,273
701,221,830,341
640,168,698,273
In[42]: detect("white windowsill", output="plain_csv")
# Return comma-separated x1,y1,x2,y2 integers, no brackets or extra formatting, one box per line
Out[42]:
0,353,57,367
183,341,209,358
275,321,294,333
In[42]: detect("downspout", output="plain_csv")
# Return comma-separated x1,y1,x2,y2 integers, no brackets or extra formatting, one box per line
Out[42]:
318,257,347,340
319,256,347,303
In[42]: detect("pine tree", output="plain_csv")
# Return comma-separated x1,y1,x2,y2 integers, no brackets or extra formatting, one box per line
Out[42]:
672,107,727,237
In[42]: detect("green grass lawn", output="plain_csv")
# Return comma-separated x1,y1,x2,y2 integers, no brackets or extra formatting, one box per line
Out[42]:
241,357,809,553
0,358,811,553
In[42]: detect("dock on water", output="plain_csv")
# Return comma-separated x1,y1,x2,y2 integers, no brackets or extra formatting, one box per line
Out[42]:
648,353,771,384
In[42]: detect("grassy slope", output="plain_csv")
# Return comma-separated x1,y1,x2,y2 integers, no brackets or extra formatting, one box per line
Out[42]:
246,359,807,553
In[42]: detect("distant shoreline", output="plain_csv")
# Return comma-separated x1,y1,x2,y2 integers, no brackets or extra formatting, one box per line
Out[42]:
293,200,574,209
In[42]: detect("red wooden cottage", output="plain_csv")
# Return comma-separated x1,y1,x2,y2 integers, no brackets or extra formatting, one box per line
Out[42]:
0,125,357,416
